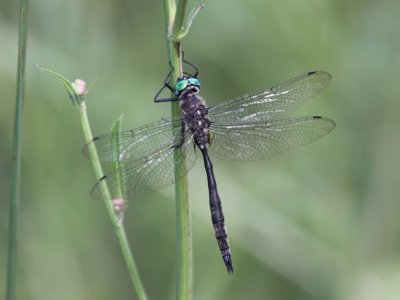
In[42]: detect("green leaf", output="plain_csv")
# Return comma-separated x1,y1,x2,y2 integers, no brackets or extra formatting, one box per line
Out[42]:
111,114,126,199
169,3,204,41
38,67,83,105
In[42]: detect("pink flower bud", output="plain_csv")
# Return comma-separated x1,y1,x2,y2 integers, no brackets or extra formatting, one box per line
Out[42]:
112,198,125,213
72,79,88,96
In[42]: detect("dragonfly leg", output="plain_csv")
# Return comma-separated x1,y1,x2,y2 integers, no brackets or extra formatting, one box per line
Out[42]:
171,120,186,149
182,59,199,78
153,67,178,103
153,86,177,102
183,58,199,78
181,50,199,77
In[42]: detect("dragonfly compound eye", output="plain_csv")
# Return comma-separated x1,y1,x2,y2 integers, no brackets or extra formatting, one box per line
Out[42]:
188,78,201,87
174,79,189,95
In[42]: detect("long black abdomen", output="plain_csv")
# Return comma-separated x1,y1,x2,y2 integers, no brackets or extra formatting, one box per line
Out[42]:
200,148,233,273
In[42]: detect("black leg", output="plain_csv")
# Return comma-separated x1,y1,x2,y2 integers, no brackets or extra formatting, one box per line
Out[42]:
183,58,199,77
153,67,178,103
171,120,186,148
153,84,177,103
181,51,199,77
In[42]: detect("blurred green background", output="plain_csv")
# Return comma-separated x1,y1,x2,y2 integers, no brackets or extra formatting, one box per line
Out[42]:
1,0,400,299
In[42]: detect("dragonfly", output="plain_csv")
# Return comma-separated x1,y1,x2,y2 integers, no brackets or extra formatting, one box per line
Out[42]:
83,64,335,273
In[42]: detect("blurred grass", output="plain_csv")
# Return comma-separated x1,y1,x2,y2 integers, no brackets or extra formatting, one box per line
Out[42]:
1,0,400,299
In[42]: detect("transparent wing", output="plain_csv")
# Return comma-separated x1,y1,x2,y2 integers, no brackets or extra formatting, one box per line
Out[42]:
83,118,185,162
91,137,197,200
208,116,335,160
208,71,331,125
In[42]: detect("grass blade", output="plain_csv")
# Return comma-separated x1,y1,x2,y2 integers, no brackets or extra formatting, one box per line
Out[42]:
6,1,29,299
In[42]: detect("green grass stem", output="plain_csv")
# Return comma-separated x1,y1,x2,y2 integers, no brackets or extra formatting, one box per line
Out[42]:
6,1,29,299
78,102,148,300
163,1,203,299
164,2,191,300
40,69,148,300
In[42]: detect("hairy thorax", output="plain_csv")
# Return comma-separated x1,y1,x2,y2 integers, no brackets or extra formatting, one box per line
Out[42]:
179,93,211,150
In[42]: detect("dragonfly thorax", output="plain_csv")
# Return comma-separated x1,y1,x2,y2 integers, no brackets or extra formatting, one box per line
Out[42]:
180,94,211,149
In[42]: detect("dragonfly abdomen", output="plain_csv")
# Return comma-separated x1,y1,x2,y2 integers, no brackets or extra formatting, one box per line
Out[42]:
201,148,234,273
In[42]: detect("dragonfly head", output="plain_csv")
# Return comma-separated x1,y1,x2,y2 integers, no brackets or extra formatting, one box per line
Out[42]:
174,75,201,97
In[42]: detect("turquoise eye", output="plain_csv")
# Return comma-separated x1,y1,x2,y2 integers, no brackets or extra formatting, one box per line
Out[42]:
174,80,188,94
188,78,201,86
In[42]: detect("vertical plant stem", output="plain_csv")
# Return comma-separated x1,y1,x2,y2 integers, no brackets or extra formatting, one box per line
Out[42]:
163,1,193,299
6,1,29,300
78,102,148,300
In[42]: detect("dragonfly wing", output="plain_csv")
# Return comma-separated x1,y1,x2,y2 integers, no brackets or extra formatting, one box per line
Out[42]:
208,116,335,160
208,71,331,125
83,118,185,162
91,134,197,200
